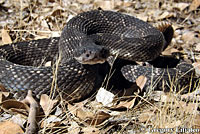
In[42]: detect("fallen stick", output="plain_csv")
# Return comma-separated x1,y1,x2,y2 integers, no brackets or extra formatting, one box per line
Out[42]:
21,90,39,134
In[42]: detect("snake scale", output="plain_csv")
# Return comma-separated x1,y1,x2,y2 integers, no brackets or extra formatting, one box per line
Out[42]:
0,9,195,101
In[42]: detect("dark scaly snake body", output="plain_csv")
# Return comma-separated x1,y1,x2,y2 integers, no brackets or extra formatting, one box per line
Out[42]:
0,9,194,100
0,37,99,101
122,61,195,94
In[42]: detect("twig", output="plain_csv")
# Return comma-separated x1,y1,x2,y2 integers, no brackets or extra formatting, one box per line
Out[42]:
21,90,39,134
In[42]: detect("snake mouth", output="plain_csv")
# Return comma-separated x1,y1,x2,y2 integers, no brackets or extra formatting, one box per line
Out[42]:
74,45,110,65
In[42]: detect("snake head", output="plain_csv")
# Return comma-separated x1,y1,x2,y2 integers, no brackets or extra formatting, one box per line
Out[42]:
74,44,109,65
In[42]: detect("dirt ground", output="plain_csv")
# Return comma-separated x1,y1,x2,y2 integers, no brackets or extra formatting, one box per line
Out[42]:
0,0,200,133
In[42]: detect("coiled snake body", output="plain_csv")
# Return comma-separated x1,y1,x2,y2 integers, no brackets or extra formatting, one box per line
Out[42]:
0,9,194,101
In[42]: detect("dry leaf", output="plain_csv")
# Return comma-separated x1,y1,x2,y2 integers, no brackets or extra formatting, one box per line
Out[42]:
189,0,200,11
1,29,12,44
0,121,24,134
68,103,110,126
1,99,29,111
110,86,141,109
40,94,58,116
68,103,91,120
136,75,147,90
174,3,189,11
0,92,10,103
85,111,111,126
40,115,61,128
0,99,29,115
111,98,137,109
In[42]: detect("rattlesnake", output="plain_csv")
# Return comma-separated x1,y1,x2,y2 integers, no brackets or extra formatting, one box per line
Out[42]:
0,9,195,101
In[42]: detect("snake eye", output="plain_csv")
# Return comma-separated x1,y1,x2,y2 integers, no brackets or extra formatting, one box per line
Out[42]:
86,54,90,57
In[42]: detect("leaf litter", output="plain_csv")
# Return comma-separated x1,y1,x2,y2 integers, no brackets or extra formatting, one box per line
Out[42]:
0,0,200,133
